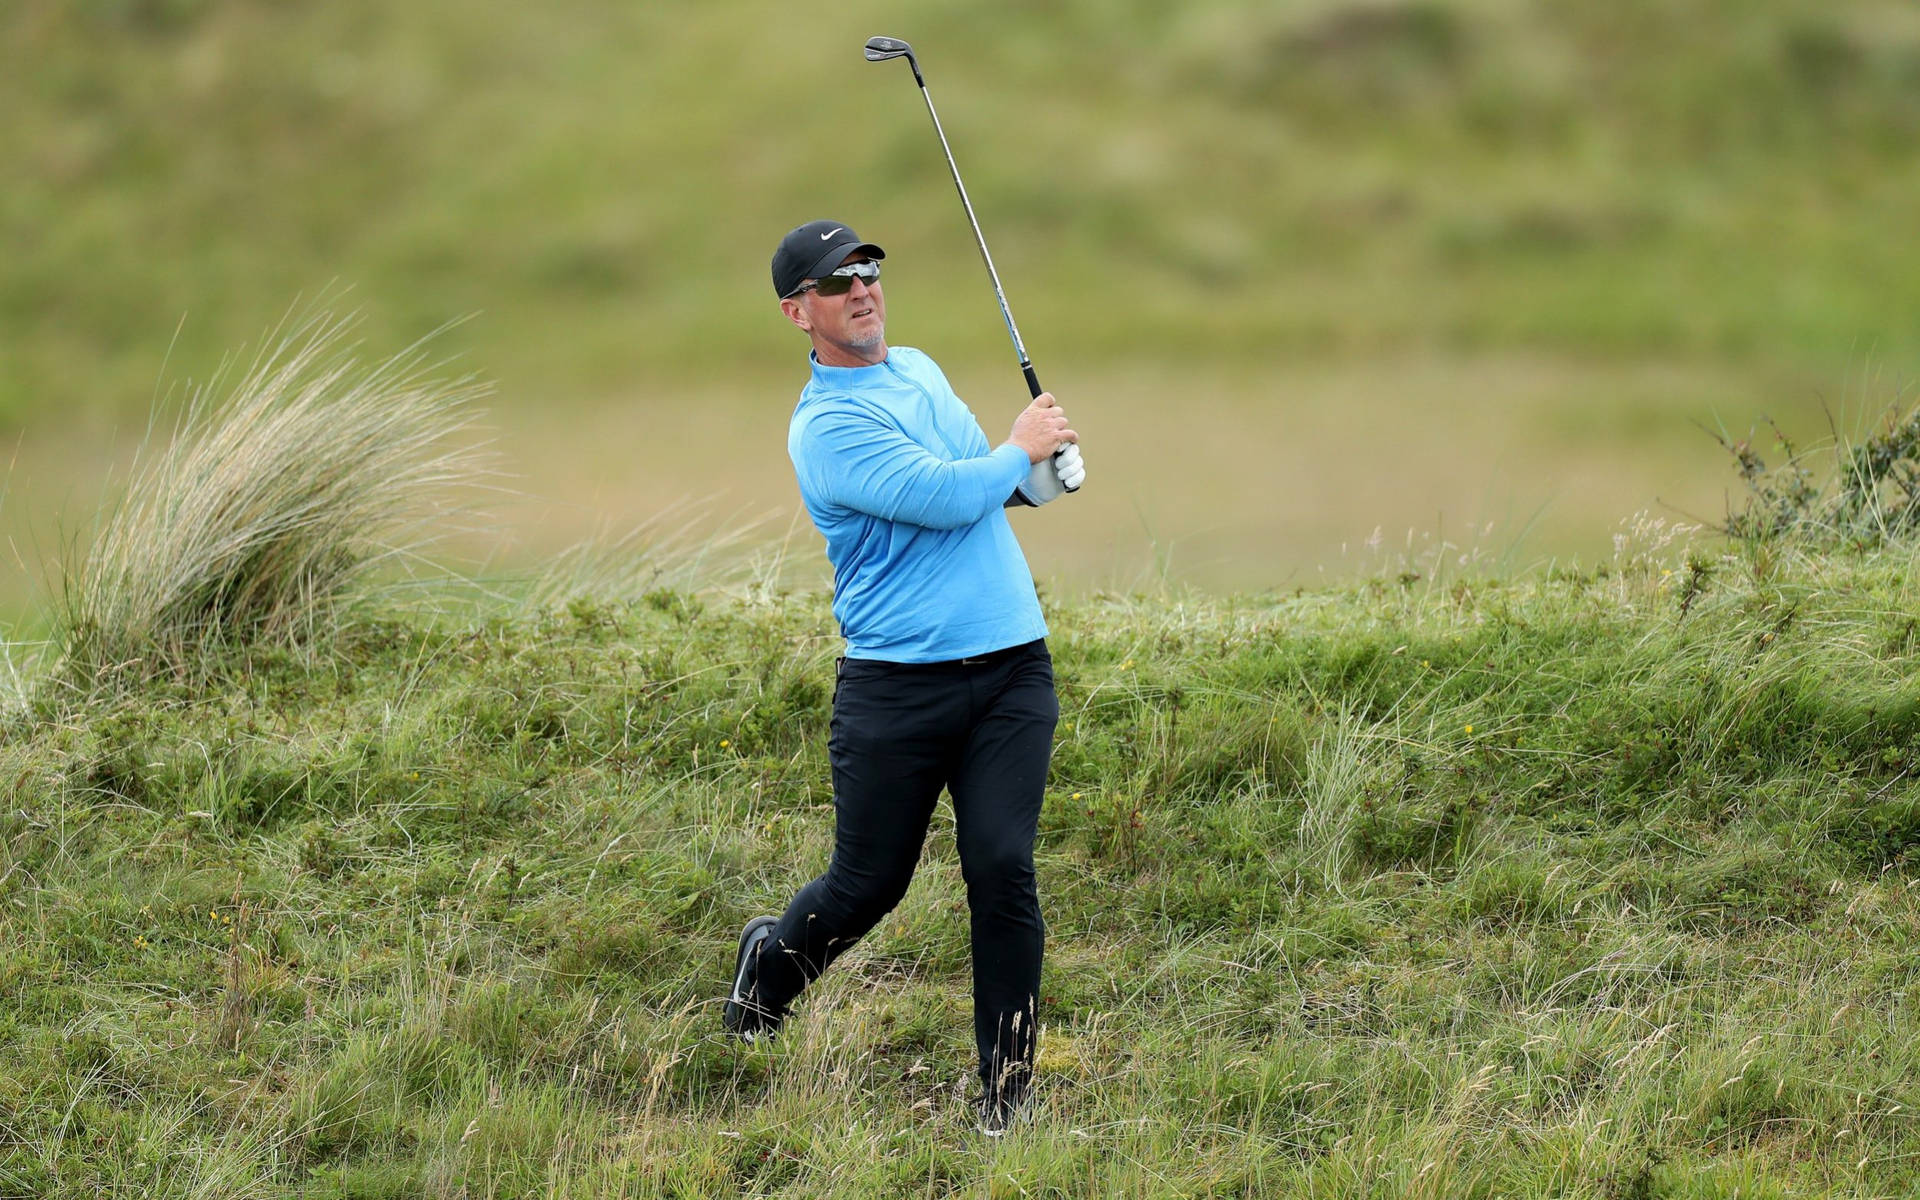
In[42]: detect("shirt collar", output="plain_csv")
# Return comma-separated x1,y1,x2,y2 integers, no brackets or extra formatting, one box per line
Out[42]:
809,350,892,386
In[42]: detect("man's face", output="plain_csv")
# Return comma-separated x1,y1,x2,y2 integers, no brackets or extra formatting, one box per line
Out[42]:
782,252,886,365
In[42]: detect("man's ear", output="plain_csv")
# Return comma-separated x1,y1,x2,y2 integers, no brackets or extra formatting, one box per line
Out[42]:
781,296,812,333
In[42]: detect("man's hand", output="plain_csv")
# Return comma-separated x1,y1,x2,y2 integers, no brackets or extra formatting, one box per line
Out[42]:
1053,443,1085,490
1006,392,1077,464
1011,442,1086,506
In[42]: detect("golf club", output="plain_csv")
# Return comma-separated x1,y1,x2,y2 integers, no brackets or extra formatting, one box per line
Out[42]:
865,34,1078,493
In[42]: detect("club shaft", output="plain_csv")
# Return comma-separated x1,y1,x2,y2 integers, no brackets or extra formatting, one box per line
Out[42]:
914,82,1041,398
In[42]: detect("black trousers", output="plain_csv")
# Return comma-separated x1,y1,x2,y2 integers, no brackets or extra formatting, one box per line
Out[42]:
754,638,1057,1093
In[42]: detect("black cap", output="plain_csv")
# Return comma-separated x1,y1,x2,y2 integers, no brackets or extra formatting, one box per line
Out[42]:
772,220,886,298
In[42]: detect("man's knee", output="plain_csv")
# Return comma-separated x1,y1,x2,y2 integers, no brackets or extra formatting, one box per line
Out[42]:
959,838,1037,901
825,862,917,927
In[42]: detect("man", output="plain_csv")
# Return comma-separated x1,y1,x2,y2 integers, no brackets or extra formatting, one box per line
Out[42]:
722,220,1085,1135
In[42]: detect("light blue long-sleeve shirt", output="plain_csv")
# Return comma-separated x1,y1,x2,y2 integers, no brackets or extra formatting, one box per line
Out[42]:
788,346,1048,662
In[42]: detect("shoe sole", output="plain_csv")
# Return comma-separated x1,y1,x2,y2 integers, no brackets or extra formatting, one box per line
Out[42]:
977,1105,1030,1137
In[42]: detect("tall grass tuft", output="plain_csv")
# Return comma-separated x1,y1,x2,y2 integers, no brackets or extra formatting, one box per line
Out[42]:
52,311,490,687
1296,710,1375,892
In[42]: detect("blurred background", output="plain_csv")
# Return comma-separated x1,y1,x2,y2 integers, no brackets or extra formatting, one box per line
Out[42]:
5,0,1919,621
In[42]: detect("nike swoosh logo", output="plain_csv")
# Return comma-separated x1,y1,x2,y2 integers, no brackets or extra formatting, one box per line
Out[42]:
821,228,843,240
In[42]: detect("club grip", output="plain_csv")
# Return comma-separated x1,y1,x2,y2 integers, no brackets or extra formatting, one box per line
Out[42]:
1024,363,1081,493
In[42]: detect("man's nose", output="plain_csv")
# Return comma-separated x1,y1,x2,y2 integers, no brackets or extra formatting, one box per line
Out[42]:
845,275,872,298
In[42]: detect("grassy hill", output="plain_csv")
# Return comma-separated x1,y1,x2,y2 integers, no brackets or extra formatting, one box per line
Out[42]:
5,539,1920,1196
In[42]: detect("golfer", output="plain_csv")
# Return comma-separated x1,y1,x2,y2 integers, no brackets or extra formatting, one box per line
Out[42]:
722,220,1085,1133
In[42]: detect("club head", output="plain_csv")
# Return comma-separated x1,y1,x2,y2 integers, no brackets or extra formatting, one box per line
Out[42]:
863,35,914,62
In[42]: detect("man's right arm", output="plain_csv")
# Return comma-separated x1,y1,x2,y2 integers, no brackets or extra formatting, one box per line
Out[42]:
799,410,1030,531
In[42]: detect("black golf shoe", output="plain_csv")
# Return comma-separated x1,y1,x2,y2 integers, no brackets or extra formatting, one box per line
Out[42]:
976,1071,1033,1137
721,915,782,1041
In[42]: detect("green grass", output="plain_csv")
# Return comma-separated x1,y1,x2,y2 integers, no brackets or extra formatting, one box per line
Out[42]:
5,539,1920,1196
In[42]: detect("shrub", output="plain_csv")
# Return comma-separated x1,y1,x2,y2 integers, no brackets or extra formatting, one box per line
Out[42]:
1719,400,1920,548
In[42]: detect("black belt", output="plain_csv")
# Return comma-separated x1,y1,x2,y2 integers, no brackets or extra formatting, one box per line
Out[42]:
841,638,1043,674
957,639,1042,666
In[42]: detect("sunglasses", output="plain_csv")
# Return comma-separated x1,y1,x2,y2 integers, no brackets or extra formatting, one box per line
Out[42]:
793,260,881,297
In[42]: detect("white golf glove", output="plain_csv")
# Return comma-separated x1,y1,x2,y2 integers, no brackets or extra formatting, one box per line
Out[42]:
1014,443,1085,506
